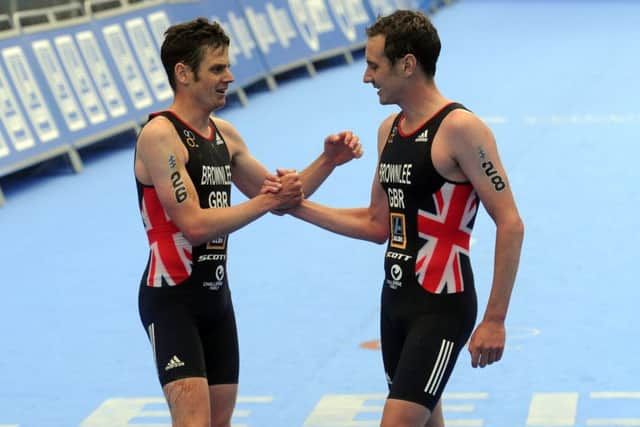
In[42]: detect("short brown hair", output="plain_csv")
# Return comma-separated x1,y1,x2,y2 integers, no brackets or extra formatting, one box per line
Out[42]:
366,10,441,78
161,17,230,90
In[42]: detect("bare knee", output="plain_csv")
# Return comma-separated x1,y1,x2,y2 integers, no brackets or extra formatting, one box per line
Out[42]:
209,383,238,427
425,415,445,427
210,414,231,427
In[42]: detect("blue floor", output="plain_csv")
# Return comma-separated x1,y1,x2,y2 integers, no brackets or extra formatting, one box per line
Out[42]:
1,1,639,426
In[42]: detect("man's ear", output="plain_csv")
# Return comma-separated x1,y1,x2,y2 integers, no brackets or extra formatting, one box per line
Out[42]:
174,62,191,86
402,54,417,75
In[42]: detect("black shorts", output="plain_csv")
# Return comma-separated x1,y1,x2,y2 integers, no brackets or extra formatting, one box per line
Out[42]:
380,284,477,411
138,281,239,387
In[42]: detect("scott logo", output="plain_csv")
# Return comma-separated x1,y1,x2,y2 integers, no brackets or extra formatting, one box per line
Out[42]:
386,252,412,262
197,254,226,262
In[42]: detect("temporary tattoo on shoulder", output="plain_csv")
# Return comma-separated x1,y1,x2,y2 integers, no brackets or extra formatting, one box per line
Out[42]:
478,147,506,192
168,154,177,170
171,171,188,203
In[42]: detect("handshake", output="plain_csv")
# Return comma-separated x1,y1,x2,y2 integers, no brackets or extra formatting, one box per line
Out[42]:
260,168,305,214
259,130,362,214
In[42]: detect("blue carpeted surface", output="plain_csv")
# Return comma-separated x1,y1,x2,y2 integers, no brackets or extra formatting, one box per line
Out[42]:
1,1,639,425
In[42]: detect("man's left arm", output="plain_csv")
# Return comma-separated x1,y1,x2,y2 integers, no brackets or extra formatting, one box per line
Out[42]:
447,111,525,369
297,131,363,197
219,121,362,199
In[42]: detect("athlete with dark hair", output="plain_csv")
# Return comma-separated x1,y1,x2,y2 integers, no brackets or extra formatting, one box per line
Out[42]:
286,10,524,427
134,17,362,427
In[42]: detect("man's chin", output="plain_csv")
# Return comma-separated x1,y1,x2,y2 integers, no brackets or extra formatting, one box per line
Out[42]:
214,95,227,108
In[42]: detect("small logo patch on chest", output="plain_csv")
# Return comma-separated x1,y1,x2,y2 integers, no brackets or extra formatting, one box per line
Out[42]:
415,129,429,142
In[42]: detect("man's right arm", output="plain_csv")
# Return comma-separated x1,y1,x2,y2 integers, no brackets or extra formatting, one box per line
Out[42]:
287,115,395,244
291,186,388,243
136,117,302,246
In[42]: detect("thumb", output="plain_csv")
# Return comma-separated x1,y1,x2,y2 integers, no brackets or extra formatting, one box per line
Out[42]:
276,168,297,177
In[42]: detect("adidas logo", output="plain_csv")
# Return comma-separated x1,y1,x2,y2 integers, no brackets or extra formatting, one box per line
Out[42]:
215,132,224,145
415,129,429,142
165,355,185,371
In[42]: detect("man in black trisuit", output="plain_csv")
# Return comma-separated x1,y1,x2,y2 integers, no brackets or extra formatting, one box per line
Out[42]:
134,18,363,427
287,10,524,427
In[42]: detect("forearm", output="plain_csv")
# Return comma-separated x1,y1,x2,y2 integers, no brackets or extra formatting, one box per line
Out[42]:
182,193,279,246
482,218,524,322
290,199,387,244
299,154,335,198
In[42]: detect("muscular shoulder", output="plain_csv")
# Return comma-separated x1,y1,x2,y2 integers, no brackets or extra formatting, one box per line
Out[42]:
138,115,177,149
135,115,184,184
137,115,182,158
440,108,494,153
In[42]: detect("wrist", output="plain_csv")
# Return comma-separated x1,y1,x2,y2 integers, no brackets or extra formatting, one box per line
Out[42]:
482,314,506,323
319,152,339,168
287,199,309,218
258,192,279,212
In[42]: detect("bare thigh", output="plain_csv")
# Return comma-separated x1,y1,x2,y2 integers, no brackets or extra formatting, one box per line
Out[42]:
209,383,238,427
380,398,443,427
381,398,430,427
425,400,443,427
163,377,210,427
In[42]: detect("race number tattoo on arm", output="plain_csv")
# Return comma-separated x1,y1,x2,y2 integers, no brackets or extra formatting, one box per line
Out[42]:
478,148,506,191
167,154,187,203
171,171,188,203
168,154,177,169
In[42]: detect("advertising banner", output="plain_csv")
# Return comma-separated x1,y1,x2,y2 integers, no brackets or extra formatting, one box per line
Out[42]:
234,0,372,73
0,0,428,184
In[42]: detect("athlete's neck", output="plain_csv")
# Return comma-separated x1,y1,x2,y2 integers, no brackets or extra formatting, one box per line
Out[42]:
168,98,214,136
398,82,449,132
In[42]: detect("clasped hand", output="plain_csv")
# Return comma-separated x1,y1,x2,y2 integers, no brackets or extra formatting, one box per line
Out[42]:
260,169,303,211
259,130,363,213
